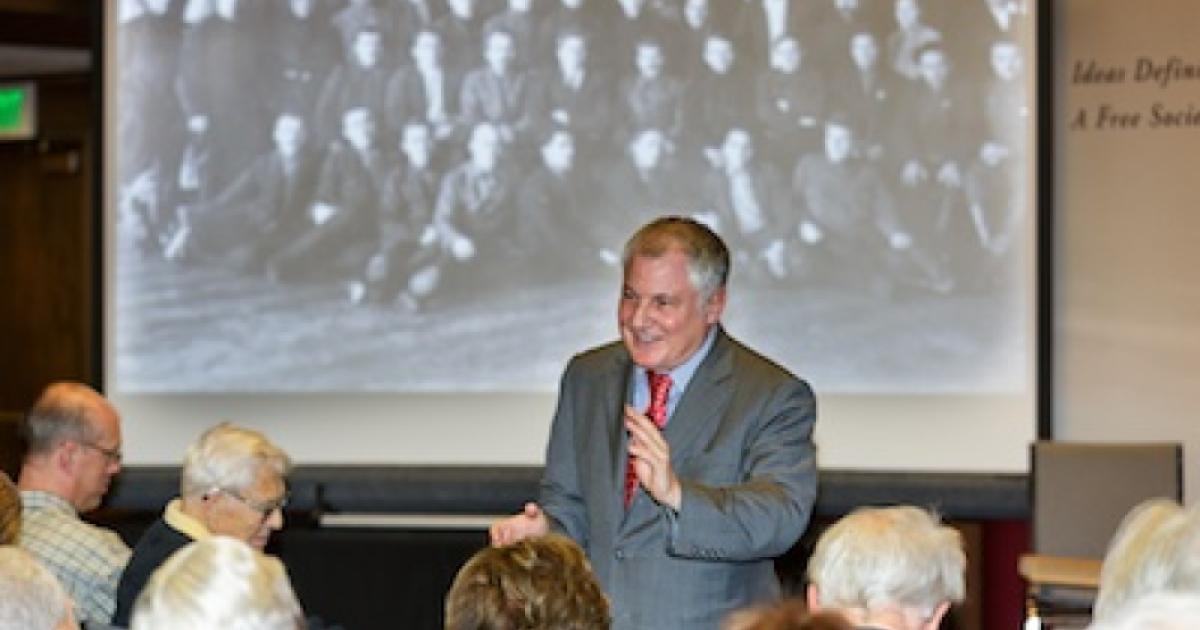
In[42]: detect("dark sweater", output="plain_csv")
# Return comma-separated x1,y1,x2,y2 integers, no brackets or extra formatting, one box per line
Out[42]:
111,517,193,628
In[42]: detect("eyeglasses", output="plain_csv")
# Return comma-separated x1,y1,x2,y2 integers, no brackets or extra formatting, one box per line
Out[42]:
79,441,123,464
211,487,289,520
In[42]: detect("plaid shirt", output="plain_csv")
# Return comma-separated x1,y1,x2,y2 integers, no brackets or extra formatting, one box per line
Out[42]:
18,490,131,626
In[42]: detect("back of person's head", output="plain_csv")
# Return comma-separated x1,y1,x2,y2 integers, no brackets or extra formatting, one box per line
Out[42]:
445,533,609,630
1094,498,1200,620
131,536,304,630
180,423,292,499
723,599,851,630
0,470,20,544
0,546,77,630
20,382,114,457
807,506,965,625
1089,592,1200,630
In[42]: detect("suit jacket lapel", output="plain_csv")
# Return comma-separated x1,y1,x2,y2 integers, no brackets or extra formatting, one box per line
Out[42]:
604,347,633,522
664,328,734,467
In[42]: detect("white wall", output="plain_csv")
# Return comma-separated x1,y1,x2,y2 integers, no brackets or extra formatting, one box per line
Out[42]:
1055,0,1200,503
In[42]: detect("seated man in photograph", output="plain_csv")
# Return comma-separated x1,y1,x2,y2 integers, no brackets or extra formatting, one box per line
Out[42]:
445,533,609,630
698,126,791,282
0,546,78,630
806,506,965,630
17,382,130,627
269,106,390,287
428,121,519,296
112,423,291,627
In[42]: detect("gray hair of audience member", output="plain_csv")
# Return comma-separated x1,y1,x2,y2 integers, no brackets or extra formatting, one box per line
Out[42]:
131,536,304,630
0,546,76,630
807,506,965,617
180,423,292,499
1089,592,1200,630
20,382,113,456
1,470,20,544
622,216,730,302
1093,498,1200,621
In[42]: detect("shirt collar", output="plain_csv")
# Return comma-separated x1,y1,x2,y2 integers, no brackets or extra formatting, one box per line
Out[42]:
19,490,76,516
164,498,212,541
632,325,718,413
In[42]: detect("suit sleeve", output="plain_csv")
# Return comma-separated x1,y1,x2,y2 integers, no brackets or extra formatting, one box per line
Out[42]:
666,376,817,562
538,359,590,547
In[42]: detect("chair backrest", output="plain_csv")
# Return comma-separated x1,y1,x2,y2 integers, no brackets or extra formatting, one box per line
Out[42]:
1032,441,1182,559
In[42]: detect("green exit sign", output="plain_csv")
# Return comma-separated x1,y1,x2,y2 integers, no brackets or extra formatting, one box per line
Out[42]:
0,83,36,140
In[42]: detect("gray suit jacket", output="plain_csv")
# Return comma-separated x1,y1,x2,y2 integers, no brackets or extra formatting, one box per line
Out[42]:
539,327,817,629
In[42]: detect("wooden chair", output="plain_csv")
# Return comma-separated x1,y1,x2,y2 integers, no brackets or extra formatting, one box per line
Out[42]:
1019,441,1182,629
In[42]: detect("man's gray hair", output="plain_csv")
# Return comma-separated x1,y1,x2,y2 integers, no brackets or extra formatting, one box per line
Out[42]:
180,423,292,499
807,506,966,616
0,546,74,630
622,216,730,302
132,536,304,630
1089,592,1200,630
21,382,111,456
1094,499,1200,621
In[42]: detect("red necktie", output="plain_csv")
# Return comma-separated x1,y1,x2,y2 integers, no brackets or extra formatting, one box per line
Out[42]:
624,371,673,508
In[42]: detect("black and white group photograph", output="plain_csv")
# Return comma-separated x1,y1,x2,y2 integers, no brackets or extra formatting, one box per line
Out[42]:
112,0,1035,393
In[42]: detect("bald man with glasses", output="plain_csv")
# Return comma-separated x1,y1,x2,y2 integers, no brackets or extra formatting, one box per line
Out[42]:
17,381,131,628
112,423,292,628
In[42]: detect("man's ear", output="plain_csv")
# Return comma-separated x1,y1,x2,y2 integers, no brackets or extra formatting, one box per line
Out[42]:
806,583,822,611
704,286,727,324
53,441,78,473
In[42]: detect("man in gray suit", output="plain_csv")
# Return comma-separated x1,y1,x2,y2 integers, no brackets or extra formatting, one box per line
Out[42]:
491,216,817,628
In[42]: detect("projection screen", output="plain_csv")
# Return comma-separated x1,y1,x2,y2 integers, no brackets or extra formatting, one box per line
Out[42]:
105,0,1040,471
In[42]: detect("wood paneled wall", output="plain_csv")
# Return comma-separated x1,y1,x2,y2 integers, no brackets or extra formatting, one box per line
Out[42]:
0,74,95,412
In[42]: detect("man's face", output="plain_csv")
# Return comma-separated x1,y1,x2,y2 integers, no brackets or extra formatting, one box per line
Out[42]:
215,0,237,19
684,0,708,24
412,31,442,68
287,0,313,18
895,0,918,28
448,0,473,18
825,123,852,163
143,0,171,15
353,31,382,68
619,250,724,373
991,43,1022,80
402,124,432,169
208,465,286,550
703,37,734,74
509,0,532,11
629,129,663,171
849,33,878,70
722,128,752,171
273,115,305,158
557,36,586,75
635,44,663,79
918,49,949,88
342,108,375,151
542,131,574,172
70,405,122,513
771,38,800,73
485,32,515,73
